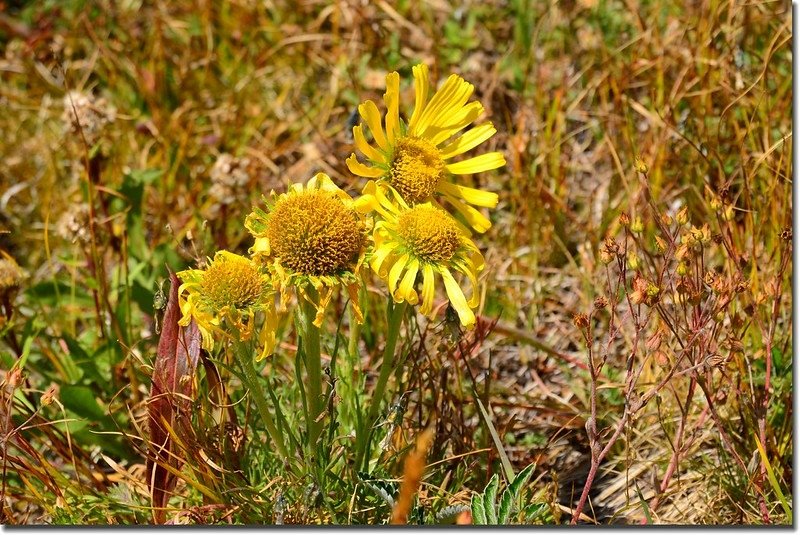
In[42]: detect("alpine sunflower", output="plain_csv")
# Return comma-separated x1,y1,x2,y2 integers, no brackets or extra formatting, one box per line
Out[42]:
177,250,278,361
346,64,504,233
244,173,370,326
362,180,485,328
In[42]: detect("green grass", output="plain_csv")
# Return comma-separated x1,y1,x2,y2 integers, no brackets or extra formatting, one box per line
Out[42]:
0,0,791,525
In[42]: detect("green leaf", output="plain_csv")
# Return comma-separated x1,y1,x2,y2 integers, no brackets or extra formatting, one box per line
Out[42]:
483,474,499,524
508,463,535,501
471,494,487,525
474,397,515,483
635,483,653,524
61,385,108,422
755,434,792,523
498,463,534,524
498,488,513,524
521,503,548,522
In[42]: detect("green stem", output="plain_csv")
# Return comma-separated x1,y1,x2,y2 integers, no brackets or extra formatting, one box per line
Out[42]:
239,345,289,461
356,299,407,469
300,290,324,447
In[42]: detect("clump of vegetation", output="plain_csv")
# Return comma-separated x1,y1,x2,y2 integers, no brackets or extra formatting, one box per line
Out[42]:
0,0,791,525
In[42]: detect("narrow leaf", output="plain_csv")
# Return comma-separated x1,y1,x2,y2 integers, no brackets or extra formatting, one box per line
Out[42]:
755,434,792,523
146,270,201,524
475,397,515,483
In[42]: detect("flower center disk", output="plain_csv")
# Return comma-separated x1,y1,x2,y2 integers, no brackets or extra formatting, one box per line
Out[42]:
389,137,444,204
397,205,461,263
266,190,364,276
200,255,265,310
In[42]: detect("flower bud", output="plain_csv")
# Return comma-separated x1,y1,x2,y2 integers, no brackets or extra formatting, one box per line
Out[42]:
676,207,688,225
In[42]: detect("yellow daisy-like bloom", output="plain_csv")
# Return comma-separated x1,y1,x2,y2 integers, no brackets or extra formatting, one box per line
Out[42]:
346,64,504,233
177,251,278,361
362,181,485,328
244,173,370,327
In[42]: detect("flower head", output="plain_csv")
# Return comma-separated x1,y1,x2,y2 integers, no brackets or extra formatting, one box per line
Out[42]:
177,251,277,361
346,64,504,233
245,173,370,326
363,181,484,328
0,254,24,302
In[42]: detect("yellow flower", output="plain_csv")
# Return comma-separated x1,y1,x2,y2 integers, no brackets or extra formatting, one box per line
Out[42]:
346,64,504,233
362,181,484,328
177,251,278,361
244,173,370,326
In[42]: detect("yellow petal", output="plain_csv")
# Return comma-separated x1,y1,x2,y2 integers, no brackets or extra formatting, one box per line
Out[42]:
358,100,389,151
419,264,436,316
411,74,464,136
446,152,506,175
363,180,401,220
427,101,484,146
346,283,364,324
251,236,271,255
354,125,387,164
407,64,430,134
453,256,482,308
353,193,377,214
371,242,395,277
346,154,384,178
439,123,497,159
420,77,475,134
383,72,401,145
395,258,419,305
388,253,409,296
446,196,492,233
440,269,475,328
437,181,498,208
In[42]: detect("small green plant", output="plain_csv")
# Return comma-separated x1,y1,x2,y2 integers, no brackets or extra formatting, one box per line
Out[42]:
470,464,548,525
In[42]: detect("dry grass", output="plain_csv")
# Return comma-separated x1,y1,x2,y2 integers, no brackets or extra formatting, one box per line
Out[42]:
0,0,791,525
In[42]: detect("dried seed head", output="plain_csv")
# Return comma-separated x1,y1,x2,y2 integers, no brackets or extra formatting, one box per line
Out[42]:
572,312,590,330
205,153,252,218
631,275,660,306
40,384,59,406
0,255,25,303
619,212,631,227
654,235,667,254
593,295,608,310
676,207,689,226
654,350,670,368
646,329,664,352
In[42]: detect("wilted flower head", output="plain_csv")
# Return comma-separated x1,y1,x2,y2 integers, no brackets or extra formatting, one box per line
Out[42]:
61,91,116,147
245,173,370,326
55,203,91,244
0,253,25,304
177,251,278,361
205,153,252,219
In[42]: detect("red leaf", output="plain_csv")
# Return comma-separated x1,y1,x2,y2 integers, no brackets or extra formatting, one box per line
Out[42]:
147,270,200,524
